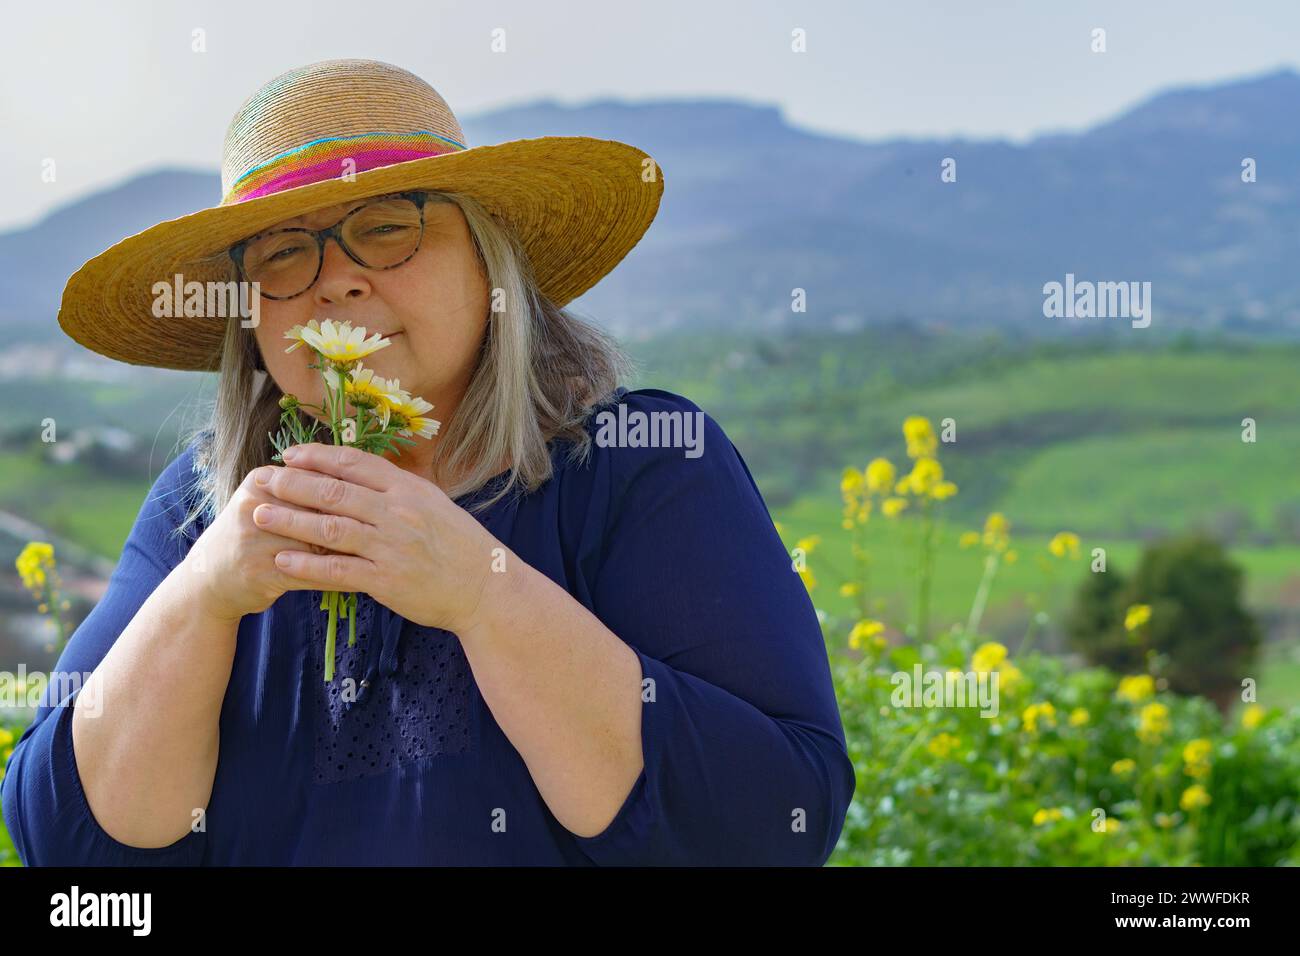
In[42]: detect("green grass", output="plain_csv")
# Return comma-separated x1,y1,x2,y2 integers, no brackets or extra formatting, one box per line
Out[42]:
634,329,1300,510
1249,641,1300,713
46,485,152,558
999,425,1300,537
774,491,1143,631
867,351,1300,429
775,493,1300,710
0,450,149,560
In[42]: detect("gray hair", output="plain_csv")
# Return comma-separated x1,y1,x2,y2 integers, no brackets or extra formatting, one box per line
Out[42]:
170,189,632,542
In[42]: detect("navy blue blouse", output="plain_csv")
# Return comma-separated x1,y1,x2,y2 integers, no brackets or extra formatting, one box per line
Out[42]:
2,387,855,865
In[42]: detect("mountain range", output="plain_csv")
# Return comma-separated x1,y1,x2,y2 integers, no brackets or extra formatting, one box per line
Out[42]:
3,67,1299,350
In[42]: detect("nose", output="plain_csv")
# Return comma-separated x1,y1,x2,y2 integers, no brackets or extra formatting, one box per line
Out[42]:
313,235,372,306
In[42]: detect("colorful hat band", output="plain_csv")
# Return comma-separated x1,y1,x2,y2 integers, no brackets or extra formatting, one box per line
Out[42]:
223,130,467,205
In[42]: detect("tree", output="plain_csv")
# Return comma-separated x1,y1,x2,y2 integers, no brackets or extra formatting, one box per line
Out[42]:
1066,535,1260,709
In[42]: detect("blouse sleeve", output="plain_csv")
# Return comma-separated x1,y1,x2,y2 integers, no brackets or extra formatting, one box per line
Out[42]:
1,438,210,866
571,390,856,866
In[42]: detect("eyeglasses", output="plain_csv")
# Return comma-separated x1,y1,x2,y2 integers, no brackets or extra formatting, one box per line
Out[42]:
229,191,432,300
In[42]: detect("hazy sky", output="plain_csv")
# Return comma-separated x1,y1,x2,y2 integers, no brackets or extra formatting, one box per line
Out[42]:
2,0,1298,229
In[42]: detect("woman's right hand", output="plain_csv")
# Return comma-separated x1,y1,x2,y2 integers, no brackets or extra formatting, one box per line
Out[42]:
183,463,329,622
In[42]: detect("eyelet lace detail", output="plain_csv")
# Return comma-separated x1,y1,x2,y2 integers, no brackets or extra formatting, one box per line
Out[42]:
308,590,475,784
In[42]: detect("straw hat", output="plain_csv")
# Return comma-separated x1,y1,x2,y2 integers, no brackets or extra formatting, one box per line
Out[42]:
56,58,664,372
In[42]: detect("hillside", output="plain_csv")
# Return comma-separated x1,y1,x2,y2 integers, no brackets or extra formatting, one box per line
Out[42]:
5,70,1300,347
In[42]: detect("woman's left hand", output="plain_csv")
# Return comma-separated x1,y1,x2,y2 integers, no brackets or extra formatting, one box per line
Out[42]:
250,442,499,633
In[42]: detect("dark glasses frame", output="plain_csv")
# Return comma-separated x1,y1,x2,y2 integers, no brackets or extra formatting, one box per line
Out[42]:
228,190,432,300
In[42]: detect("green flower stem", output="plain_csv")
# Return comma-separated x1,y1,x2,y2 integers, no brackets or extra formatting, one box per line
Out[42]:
1017,612,1040,657
309,353,346,682
966,550,1001,637
324,589,338,683
852,521,871,618
347,592,357,648
915,499,936,643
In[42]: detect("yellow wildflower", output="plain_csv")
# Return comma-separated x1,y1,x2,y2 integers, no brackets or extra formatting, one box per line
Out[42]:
971,642,1007,673
999,662,1024,694
0,728,13,749
1032,807,1064,826
847,619,886,651
1111,758,1136,776
795,535,821,555
931,481,958,500
1180,784,1212,812
16,541,56,593
982,512,1010,551
1116,674,1155,703
881,497,908,518
902,457,944,496
1241,704,1265,730
1103,817,1123,834
959,531,980,549
1068,707,1090,727
838,582,860,597
902,416,938,459
971,642,1022,695
864,458,896,494
1124,603,1152,632
1022,701,1057,734
1048,531,1081,559
841,468,868,527
1182,739,1212,779
1137,702,1170,744
927,732,960,759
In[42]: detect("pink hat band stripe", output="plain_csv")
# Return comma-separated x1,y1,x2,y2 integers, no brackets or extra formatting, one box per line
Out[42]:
223,130,466,204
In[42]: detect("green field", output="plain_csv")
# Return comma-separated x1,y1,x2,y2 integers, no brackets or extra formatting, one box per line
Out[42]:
774,491,1300,623
4,329,1298,664
0,450,152,559
632,332,1300,530
630,329,1300,707
3,328,1299,866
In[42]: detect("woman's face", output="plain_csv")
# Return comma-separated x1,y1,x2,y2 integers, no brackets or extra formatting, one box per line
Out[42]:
249,196,490,420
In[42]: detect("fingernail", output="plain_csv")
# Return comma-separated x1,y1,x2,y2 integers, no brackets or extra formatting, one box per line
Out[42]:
254,504,277,525
255,467,273,485
275,552,291,568
282,445,300,461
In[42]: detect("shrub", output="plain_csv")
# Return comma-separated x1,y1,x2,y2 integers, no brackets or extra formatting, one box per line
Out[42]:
826,627,1300,866
792,417,1299,866
1066,534,1260,707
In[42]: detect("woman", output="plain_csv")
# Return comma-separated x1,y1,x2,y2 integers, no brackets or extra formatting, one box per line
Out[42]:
2,59,854,865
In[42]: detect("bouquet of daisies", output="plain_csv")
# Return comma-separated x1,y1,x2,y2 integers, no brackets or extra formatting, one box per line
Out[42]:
273,319,440,682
